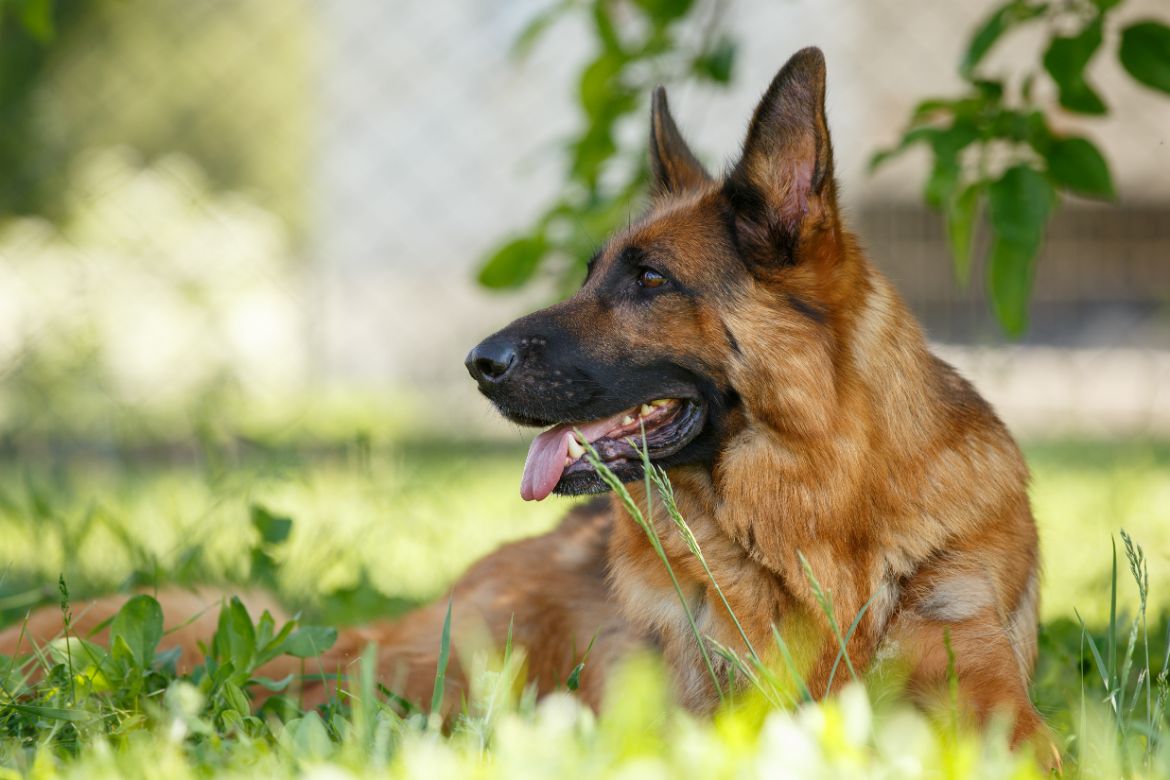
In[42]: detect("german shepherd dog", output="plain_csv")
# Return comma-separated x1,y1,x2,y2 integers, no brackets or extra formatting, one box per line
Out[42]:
1,48,1053,762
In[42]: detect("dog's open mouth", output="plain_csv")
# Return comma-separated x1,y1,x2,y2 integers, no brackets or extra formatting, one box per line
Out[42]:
520,398,705,501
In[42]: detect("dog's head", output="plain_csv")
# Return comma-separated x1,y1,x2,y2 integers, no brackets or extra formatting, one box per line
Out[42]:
467,48,858,500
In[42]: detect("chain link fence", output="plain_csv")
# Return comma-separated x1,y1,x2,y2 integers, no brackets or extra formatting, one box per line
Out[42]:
1,0,1167,444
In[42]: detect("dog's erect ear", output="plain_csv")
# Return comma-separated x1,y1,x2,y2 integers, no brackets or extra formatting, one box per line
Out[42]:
725,47,838,267
649,87,712,196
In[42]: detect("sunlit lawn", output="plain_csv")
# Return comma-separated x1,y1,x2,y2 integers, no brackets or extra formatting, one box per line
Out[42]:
1,435,1169,778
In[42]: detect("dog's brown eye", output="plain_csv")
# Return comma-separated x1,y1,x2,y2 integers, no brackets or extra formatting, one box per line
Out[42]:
637,268,667,289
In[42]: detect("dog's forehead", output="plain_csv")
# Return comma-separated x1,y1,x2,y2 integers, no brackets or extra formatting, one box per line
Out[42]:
597,189,735,282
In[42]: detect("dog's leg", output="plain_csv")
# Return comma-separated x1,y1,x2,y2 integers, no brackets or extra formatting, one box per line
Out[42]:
293,498,642,714
889,555,1060,769
890,608,1058,768
0,588,287,674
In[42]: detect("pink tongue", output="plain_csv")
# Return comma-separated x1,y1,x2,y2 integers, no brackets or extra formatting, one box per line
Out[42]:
520,412,629,501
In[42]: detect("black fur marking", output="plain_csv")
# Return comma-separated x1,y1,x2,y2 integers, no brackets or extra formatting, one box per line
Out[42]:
723,324,741,355
743,524,758,555
616,245,647,270
786,293,826,324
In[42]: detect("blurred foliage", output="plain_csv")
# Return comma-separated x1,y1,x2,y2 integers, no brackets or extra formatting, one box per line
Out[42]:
478,0,735,294
0,0,55,42
0,1,315,447
872,0,1170,337
0,0,309,231
0,150,305,446
0,0,84,219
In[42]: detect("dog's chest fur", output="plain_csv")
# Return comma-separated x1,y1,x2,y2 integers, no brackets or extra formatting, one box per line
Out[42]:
605,470,794,709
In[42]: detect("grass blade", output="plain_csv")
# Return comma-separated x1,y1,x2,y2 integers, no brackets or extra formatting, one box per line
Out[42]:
430,596,453,716
825,591,878,692
1108,537,1118,684
579,432,724,701
1077,608,1119,715
772,625,812,704
798,552,857,684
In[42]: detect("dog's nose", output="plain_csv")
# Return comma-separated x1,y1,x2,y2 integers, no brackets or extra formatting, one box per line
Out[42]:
465,337,518,384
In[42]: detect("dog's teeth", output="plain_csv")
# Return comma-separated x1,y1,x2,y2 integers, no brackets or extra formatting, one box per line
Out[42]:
652,399,671,407
567,437,586,460
640,404,654,416
621,415,635,426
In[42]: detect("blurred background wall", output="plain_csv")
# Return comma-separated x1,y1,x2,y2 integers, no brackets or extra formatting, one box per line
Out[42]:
1,0,1167,449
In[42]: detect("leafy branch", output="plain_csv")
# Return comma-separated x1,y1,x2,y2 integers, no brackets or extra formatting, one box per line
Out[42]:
477,0,735,294
872,0,1170,336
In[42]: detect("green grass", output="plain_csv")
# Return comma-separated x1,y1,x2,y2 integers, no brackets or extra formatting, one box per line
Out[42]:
1,436,1168,777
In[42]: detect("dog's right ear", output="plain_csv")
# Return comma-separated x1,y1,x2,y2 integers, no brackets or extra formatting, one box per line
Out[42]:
649,87,712,196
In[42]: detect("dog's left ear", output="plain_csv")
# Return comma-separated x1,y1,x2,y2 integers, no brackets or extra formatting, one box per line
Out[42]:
649,87,712,196
726,47,839,267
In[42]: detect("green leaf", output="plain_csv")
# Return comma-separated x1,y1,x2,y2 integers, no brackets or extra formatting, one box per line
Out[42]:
870,127,931,169
1119,21,1170,95
250,504,292,545
570,124,619,187
110,595,163,668
222,680,251,717
869,126,937,171
988,238,1036,337
256,615,298,666
511,0,573,60
922,119,980,209
633,0,694,24
947,183,983,285
19,0,53,42
477,235,548,289
972,79,1005,102
1043,17,1107,114
566,661,585,691
9,704,91,723
47,636,106,671
1024,110,1053,152
987,108,1034,142
566,632,597,692
256,609,276,650
280,712,334,760
579,52,627,122
693,38,736,84
961,1,1047,78
986,165,1055,336
925,159,960,211
1044,137,1114,199
279,626,338,659
213,597,257,674
909,98,957,121
988,165,1055,246
251,673,294,692
931,118,981,159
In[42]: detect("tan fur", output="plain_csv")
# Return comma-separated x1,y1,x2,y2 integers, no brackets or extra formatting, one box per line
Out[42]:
0,48,1054,766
